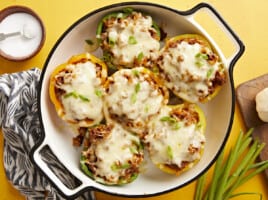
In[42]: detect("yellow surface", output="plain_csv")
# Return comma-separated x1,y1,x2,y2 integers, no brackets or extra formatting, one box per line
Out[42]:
0,0,268,199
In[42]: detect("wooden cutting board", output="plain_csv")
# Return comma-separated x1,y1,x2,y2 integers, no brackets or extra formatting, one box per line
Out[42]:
236,73,268,177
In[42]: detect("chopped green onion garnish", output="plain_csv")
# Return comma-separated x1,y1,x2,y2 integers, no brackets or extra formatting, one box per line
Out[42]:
135,83,141,93
95,89,103,97
109,37,116,46
131,93,137,104
195,53,208,68
160,116,177,124
78,94,90,102
160,116,182,130
167,145,173,160
206,68,214,78
111,163,130,171
144,104,150,113
64,91,78,99
128,36,137,45
195,52,208,60
173,122,181,130
195,61,204,67
132,69,139,76
137,52,144,62
64,91,90,102
130,146,138,154
130,83,141,104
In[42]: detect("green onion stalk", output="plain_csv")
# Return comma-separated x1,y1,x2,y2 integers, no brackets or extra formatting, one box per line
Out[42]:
194,128,268,200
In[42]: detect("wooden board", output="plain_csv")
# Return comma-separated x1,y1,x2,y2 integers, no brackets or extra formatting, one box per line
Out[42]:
236,74,268,177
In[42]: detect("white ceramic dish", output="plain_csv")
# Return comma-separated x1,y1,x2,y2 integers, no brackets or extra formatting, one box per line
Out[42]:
31,2,244,198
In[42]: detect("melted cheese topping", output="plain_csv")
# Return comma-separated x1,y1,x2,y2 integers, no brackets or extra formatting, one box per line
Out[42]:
55,61,104,125
145,105,205,168
87,123,142,183
103,12,160,67
159,41,222,103
104,67,165,132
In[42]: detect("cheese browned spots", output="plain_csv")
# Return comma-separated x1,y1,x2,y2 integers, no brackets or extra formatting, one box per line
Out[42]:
99,11,160,68
80,123,144,185
144,104,205,174
158,35,226,103
103,67,168,136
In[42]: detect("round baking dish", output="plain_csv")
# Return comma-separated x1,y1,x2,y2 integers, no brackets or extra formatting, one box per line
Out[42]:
31,2,244,199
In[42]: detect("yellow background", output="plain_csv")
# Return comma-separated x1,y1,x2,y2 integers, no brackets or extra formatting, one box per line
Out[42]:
1,0,268,199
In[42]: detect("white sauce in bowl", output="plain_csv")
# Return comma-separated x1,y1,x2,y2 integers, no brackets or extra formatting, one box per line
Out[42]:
0,12,43,58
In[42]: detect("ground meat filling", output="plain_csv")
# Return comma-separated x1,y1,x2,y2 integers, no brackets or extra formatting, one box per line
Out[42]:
99,11,160,69
158,36,227,103
144,104,205,175
103,67,168,136
51,57,106,126
81,123,144,185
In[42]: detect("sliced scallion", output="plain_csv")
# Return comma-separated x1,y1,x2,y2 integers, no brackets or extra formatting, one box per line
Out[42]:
95,89,103,97
194,128,268,200
167,145,173,160
128,35,137,45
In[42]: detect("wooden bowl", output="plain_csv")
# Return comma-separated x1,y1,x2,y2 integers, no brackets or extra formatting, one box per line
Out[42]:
0,5,46,61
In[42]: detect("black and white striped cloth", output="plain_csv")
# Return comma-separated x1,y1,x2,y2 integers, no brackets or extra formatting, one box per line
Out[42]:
0,68,95,200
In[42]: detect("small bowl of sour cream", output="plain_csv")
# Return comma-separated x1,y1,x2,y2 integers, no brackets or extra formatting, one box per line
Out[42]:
0,5,45,61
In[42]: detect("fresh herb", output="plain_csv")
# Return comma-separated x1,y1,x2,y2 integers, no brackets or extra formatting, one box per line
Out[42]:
79,95,90,102
160,116,181,130
195,53,208,68
64,91,90,102
131,93,137,104
131,83,141,104
130,146,138,154
195,53,208,60
194,128,268,200
128,35,137,45
144,104,150,113
64,91,78,99
111,163,130,171
167,145,173,160
135,82,141,93
160,116,177,123
137,52,144,62
109,37,116,46
195,61,204,68
95,89,103,97
132,69,140,76
206,68,214,78
151,66,160,74
173,122,181,130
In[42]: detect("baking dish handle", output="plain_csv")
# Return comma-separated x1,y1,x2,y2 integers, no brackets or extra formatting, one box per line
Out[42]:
32,141,92,198
186,3,245,69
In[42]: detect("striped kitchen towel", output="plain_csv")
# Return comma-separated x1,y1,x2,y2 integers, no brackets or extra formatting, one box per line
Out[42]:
0,68,95,200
